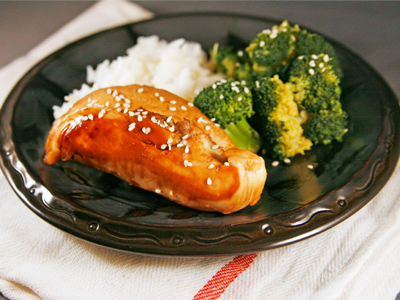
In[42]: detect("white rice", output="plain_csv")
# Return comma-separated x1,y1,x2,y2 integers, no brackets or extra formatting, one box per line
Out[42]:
53,35,224,119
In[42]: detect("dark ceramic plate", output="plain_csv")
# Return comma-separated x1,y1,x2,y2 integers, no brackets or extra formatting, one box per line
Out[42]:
1,13,399,256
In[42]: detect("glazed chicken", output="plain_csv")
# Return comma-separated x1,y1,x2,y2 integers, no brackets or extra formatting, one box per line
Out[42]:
44,85,267,214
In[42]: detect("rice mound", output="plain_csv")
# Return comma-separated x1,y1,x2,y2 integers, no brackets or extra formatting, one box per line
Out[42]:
53,35,224,119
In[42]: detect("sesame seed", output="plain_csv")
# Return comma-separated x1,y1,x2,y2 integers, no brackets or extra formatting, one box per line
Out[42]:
138,115,142,122
204,126,210,130
309,69,315,75
181,106,187,111
198,117,208,123
138,88,144,93
283,158,291,164
115,96,121,101
123,103,130,108
208,164,214,169
319,62,324,68
137,108,143,111
309,60,316,67
182,134,189,140
161,144,167,150
142,111,148,115
211,118,216,122
207,178,212,185
107,89,112,94
272,161,279,167
128,111,134,116
151,116,157,123
169,107,176,111
124,98,131,103
114,103,121,108
312,54,318,59
155,92,159,97
212,84,217,89
224,162,230,166
82,116,88,121
184,160,192,167
123,108,128,114
105,102,109,107
159,96,164,102
155,188,161,193
307,165,314,170
117,108,122,112
87,103,93,108
167,138,173,144
177,143,184,147
142,127,151,134
88,114,93,120
170,100,177,104
215,123,220,127
323,54,330,62
212,145,219,150
188,102,194,107
167,116,173,123
169,126,175,132
112,90,118,97
185,146,189,153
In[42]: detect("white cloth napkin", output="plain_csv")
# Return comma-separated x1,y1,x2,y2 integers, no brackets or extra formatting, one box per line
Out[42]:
1,1,400,300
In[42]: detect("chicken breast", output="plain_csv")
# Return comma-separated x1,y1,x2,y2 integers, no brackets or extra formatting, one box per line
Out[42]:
44,85,267,214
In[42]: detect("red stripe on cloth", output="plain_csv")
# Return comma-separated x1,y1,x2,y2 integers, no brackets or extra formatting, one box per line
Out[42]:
193,253,258,300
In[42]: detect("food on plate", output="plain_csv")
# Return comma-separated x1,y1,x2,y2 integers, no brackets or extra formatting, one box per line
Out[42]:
250,75,312,159
53,36,224,119
194,79,262,153
288,54,347,145
208,20,347,159
44,85,267,214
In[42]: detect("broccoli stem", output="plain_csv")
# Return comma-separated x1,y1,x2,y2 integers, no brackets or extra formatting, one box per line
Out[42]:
224,118,262,153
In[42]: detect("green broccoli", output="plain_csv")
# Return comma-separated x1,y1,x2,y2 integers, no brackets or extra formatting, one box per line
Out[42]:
288,54,348,145
194,79,262,153
295,29,343,78
210,43,254,83
250,75,312,159
246,21,299,80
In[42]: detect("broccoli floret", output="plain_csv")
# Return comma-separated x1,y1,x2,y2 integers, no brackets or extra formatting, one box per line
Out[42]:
210,44,254,83
295,29,343,78
288,54,347,145
194,79,262,153
303,108,348,145
250,75,312,159
246,21,299,80
209,44,239,78
288,54,341,113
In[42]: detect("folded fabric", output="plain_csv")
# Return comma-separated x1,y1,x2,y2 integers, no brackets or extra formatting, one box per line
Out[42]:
1,1,400,300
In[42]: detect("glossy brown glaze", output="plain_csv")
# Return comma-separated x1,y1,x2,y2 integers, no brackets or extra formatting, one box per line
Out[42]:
44,85,267,214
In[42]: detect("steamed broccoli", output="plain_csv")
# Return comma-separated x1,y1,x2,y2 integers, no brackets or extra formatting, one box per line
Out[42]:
250,75,312,159
210,44,254,83
194,79,262,153
246,21,299,80
288,54,348,145
295,29,343,78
